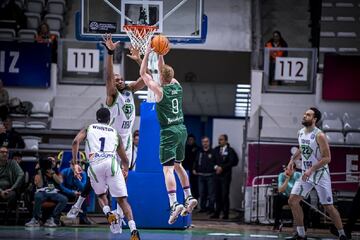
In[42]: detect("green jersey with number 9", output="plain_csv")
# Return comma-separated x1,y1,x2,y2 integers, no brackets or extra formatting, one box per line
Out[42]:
156,83,184,127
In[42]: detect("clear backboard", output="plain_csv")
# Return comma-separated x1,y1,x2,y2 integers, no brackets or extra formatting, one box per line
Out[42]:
76,0,206,44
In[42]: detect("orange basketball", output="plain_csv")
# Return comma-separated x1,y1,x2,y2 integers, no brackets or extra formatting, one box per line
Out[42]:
151,35,170,55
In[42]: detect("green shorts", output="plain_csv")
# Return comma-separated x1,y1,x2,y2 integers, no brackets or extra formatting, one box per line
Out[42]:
159,124,187,165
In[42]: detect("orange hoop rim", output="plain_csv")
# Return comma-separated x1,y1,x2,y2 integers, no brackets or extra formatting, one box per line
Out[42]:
124,25,158,38
123,25,158,31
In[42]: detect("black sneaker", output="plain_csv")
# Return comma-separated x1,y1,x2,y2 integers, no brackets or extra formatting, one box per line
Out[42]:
130,229,140,240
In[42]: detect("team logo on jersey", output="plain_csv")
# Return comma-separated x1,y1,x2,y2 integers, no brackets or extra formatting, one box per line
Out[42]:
125,91,130,97
122,103,134,120
311,134,315,139
300,145,313,160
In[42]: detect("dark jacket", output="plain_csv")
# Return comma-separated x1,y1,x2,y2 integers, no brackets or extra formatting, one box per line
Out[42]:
0,129,25,149
194,148,215,175
183,143,199,171
213,144,238,175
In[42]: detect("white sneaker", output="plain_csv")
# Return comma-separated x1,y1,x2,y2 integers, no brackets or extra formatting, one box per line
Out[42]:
44,217,57,227
25,218,40,227
168,202,185,225
181,196,198,216
67,206,82,219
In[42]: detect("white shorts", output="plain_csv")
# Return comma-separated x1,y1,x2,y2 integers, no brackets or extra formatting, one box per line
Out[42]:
119,133,133,168
291,168,333,205
87,157,128,198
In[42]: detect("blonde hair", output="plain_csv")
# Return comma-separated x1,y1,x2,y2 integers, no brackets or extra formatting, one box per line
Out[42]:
160,64,174,83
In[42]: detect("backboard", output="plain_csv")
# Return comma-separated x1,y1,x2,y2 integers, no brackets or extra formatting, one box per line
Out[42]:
76,0,207,44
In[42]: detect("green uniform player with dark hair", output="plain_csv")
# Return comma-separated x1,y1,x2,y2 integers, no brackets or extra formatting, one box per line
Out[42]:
140,43,197,225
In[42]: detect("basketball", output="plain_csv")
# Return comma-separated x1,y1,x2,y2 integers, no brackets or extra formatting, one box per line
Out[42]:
151,35,170,55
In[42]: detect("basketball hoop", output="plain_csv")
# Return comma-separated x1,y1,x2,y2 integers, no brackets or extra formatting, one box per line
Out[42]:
124,25,158,55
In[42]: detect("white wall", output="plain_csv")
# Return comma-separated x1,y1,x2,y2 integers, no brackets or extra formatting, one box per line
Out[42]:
213,118,245,210
174,0,252,51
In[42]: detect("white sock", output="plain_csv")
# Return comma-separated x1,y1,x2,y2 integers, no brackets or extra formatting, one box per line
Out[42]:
338,229,345,236
183,187,191,199
102,205,111,215
128,220,136,232
74,196,86,209
297,226,306,237
116,203,124,218
168,192,177,206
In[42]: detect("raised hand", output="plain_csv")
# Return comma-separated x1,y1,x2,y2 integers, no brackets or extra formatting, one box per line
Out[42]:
102,33,120,52
127,46,141,62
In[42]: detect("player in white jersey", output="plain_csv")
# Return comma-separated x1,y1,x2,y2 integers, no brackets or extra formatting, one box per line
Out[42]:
67,34,145,228
103,33,146,225
287,107,346,240
71,108,140,240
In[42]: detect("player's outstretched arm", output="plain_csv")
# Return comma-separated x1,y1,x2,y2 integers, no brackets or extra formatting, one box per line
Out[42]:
287,147,301,170
140,43,163,101
158,54,165,70
102,33,120,105
72,128,86,179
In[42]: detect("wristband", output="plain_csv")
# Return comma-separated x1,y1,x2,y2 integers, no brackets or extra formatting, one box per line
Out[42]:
101,42,114,55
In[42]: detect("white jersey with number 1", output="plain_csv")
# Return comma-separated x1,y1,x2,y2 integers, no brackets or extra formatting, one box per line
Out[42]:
107,90,135,164
85,123,127,198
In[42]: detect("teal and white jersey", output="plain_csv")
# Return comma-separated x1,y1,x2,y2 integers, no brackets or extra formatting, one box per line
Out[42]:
85,123,119,163
298,127,329,181
107,90,135,135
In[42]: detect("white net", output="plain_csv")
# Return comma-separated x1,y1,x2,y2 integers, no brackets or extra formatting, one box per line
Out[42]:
124,25,157,55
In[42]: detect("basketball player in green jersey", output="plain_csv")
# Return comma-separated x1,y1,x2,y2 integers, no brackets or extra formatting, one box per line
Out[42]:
140,43,198,225
287,107,346,240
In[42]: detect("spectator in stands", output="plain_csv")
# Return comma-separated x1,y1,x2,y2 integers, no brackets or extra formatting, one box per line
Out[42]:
184,134,199,199
193,136,215,213
0,79,9,121
60,163,90,224
273,163,301,231
0,0,27,31
0,146,24,224
35,22,58,63
0,116,25,149
130,130,139,171
265,30,288,86
25,156,67,227
211,134,238,219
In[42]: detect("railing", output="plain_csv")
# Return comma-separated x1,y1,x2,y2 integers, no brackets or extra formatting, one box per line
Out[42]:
252,171,360,187
248,171,360,223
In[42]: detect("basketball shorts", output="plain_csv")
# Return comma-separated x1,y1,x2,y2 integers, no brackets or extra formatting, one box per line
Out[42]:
159,124,187,165
291,168,333,205
88,156,128,198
